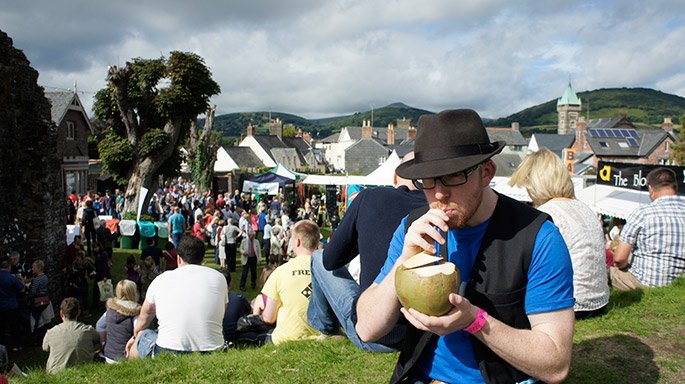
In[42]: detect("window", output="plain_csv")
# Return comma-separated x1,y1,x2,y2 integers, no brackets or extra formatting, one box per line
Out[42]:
618,142,629,148
599,142,609,148
665,142,670,152
66,121,75,140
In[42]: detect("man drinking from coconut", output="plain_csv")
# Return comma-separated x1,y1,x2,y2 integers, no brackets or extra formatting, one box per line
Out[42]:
356,109,575,384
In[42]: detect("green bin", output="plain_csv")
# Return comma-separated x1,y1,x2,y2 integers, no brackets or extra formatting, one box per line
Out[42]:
120,236,135,249
118,220,138,249
155,222,169,250
138,221,157,250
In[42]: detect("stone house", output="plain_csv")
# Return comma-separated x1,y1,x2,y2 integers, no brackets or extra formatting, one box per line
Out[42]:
45,91,93,196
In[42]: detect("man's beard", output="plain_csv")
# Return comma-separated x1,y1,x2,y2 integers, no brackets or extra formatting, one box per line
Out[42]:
429,189,483,229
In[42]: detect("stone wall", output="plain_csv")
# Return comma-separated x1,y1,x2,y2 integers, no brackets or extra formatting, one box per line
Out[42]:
0,30,66,297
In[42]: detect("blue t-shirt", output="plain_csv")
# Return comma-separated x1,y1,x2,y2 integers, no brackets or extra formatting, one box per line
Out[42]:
258,212,268,230
168,213,186,234
375,218,575,384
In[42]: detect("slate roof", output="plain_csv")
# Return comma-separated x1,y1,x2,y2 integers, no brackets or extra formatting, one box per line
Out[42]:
252,134,306,165
253,135,289,151
271,147,303,168
44,91,75,125
531,133,576,158
586,116,634,129
282,137,312,156
344,138,391,175
492,153,524,177
586,128,671,157
486,128,527,146
387,141,415,159
320,132,339,143
222,146,264,169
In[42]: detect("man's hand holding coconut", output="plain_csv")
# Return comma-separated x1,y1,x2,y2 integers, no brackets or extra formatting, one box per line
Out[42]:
395,208,480,337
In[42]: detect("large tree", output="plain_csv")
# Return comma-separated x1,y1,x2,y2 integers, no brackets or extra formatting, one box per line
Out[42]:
94,51,220,214
187,105,220,192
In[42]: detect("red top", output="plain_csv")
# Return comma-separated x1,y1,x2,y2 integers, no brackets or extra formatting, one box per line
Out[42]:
192,221,206,241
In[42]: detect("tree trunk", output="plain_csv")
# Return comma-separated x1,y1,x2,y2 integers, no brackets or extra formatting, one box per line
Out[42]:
188,106,218,193
123,157,160,218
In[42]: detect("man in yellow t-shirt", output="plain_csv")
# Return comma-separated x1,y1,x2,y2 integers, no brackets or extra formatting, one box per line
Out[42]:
261,220,321,344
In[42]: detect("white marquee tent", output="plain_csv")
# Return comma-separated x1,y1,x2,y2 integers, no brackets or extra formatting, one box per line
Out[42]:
576,184,651,219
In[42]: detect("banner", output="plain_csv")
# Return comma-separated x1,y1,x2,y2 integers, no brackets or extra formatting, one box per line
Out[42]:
242,180,279,195
137,187,149,222
596,161,685,195
562,148,575,175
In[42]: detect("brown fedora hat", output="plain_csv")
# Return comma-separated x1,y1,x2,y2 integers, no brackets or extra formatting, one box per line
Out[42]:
396,109,505,179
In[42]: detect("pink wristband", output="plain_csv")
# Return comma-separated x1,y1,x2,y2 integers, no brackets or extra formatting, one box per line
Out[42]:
464,307,488,334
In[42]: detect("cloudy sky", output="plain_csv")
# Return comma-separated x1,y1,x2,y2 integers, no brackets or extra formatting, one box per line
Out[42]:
2,0,685,119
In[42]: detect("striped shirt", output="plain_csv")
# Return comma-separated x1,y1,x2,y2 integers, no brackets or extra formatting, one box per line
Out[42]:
620,195,685,287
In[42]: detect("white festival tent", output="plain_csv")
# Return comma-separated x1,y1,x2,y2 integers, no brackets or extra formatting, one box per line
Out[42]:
576,184,651,219
489,177,531,202
490,176,586,203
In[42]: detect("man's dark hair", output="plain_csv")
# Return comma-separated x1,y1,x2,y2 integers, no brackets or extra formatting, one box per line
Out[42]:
60,297,80,320
177,235,205,265
0,258,10,270
647,167,677,192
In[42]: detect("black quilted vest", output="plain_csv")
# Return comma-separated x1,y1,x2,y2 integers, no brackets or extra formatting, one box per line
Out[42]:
390,193,550,384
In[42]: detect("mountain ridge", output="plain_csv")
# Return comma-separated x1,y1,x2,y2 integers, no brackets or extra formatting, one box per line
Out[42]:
209,88,685,138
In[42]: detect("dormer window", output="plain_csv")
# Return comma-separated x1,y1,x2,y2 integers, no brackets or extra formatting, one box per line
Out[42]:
66,121,76,140
599,141,608,148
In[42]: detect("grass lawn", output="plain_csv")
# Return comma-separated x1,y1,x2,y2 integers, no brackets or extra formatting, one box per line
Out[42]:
11,245,685,383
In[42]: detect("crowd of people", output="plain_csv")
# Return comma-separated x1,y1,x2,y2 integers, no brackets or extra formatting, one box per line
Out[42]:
2,109,684,383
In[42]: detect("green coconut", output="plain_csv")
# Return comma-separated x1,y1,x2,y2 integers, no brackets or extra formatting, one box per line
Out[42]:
395,251,460,316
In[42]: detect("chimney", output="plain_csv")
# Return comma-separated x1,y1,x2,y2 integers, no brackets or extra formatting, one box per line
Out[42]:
387,123,395,145
296,128,303,138
303,131,312,144
407,127,417,140
362,121,372,139
575,116,588,151
511,122,520,131
247,122,254,136
662,117,674,132
269,118,283,139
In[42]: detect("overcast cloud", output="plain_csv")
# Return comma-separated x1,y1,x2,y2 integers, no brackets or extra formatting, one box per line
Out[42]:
2,0,684,119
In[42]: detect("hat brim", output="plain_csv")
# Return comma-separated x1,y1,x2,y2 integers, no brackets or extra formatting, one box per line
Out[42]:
396,141,506,179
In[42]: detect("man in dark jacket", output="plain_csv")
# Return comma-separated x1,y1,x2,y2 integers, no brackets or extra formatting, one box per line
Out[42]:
307,152,426,352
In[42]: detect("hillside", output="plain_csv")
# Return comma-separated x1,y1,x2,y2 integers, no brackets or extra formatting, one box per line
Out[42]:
207,88,685,139
209,103,433,139
311,102,432,132
491,87,685,136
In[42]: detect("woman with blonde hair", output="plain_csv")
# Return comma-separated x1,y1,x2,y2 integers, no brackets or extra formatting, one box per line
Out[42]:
510,148,609,319
96,279,141,363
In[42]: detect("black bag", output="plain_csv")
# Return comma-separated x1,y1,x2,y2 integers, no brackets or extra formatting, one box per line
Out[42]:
234,315,274,346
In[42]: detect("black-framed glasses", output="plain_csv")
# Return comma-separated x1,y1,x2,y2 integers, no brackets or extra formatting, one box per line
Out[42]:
412,163,482,190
